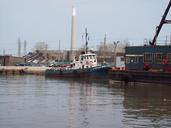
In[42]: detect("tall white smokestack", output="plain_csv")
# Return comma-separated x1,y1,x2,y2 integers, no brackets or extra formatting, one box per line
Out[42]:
73,7,76,17
70,7,76,60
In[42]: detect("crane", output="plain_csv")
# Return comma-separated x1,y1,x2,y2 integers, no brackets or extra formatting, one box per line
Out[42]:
150,0,171,45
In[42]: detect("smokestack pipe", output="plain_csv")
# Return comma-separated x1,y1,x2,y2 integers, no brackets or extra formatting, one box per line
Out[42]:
70,7,76,60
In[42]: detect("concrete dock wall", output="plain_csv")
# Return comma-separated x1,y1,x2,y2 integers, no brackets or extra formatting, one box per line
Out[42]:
0,66,50,75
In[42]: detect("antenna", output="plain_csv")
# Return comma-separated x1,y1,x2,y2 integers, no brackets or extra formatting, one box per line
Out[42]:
103,34,107,62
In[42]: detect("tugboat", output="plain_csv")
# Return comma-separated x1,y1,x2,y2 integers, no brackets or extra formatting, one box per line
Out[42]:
45,29,111,78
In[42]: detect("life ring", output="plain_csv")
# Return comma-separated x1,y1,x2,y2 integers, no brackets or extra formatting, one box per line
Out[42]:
162,58,168,65
86,61,89,65
144,63,150,71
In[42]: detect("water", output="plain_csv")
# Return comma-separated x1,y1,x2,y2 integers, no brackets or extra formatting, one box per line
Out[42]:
0,75,171,128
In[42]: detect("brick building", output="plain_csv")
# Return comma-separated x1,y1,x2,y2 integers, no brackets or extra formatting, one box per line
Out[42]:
0,55,25,66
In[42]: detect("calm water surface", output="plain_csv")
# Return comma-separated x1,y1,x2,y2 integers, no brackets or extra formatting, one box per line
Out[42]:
0,75,171,128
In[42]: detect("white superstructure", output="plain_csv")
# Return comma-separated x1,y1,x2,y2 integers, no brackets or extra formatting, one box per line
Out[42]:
71,52,97,69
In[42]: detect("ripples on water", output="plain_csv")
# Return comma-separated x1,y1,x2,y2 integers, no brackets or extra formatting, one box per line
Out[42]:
0,75,171,128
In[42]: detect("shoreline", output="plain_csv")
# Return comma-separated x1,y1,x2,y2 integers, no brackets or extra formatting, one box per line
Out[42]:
0,66,50,75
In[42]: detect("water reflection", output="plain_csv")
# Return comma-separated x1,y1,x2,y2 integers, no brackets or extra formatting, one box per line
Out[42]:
123,85,171,128
64,78,125,128
68,80,91,128
0,76,171,128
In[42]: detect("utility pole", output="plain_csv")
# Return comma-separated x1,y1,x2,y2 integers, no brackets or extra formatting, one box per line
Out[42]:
3,49,5,55
23,40,27,56
103,34,107,62
170,34,171,45
166,35,168,45
59,40,61,51
18,38,21,57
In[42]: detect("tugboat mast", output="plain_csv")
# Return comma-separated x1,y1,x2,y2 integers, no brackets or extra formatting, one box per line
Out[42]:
150,0,171,45
85,28,89,53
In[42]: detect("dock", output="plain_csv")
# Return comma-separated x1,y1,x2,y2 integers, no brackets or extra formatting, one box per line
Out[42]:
0,66,50,75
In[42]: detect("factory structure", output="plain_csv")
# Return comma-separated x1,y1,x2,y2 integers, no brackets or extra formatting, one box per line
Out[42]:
0,6,125,66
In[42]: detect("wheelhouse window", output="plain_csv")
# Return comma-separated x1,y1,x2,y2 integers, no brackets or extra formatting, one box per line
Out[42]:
144,53,153,63
125,56,138,64
80,56,84,61
125,57,130,64
92,55,96,60
130,57,138,63
120,57,124,62
86,56,88,59
167,53,171,64
154,53,163,64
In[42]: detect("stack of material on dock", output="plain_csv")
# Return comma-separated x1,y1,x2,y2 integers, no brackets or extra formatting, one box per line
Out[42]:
0,66,50,75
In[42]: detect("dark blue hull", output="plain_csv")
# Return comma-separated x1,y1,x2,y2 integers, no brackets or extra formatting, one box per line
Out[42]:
109,70,171,85
45,66,111,79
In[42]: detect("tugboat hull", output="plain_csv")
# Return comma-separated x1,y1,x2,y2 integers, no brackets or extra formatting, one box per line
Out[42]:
45,66,111,79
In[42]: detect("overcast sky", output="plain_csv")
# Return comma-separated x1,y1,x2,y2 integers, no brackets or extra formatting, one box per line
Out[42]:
0,0,171,55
